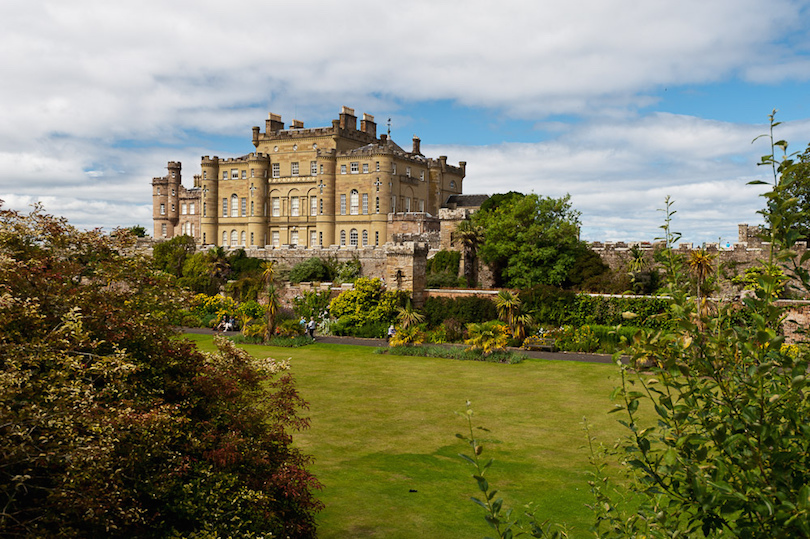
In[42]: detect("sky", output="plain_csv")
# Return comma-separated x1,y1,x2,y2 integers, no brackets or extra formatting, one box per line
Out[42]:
1,0,810,245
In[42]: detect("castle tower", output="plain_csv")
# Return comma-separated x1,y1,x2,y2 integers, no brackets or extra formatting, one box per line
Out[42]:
316,149,337,246
200,156,220,245
248,152,270,246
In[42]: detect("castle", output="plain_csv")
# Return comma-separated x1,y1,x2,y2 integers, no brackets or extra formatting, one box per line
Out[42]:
152,106,467,249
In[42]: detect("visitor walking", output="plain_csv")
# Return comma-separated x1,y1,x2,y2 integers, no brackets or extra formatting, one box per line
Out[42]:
307,318,316,339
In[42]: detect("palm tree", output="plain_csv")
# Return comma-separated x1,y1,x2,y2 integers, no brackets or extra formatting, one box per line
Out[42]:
261,260,280,342
396,303,425,329
494,290,521,331
688,249,716,304
455,220,483,288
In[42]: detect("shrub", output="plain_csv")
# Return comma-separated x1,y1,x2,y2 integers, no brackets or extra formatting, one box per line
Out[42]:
422,296,497,327
289,257,335,283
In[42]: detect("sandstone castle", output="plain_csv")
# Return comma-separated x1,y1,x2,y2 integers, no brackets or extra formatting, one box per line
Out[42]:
152,106,469,249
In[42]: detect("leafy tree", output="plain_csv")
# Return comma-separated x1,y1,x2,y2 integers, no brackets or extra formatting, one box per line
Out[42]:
329,277,408,331
454,220,484,287
471,193,584,288
464,321,510,355
153,234,196,276
128,224,148,237
289,257,335,283
0,205,321,537
763,142,810,241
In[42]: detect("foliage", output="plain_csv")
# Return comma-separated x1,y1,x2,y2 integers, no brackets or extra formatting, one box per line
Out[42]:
396,303,425,329
455,219,485,287
333,257,362,284
564,246,610,291
465,321,511,355
153,234,196,277
423,296,498,328
731,263,788,298
599,116,810,537
328,277,409,333
456,403,568,538
426,250,462,288
471,192,584,288
128,224,148,237
292,290,333,322
0,205,321,537
289,257,335,283
380,345,526,364
389,324,426,347
330,318,390,339
762,142,810,241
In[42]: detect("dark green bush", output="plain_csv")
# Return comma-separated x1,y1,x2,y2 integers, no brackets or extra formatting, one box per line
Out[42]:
289,257,335,283
423,296,497,327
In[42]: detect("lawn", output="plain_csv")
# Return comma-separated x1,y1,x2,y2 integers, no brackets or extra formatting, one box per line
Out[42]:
184,334,632,538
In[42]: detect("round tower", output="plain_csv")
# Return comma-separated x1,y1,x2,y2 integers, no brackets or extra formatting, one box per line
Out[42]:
200,156,220,246
316,149,337,246
248,152,270,246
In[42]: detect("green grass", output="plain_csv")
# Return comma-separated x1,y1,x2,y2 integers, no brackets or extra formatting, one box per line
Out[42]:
184,334,632,538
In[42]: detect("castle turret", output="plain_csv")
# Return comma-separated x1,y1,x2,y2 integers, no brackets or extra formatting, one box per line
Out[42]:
248,152,270,246
200,156,220,245
316,149,337,246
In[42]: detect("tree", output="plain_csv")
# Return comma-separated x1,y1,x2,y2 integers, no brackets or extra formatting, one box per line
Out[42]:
261,260,280,342
454,220,483,287
0,204,321,537
152,234,196,276
763,142,810,241
470,193,584,288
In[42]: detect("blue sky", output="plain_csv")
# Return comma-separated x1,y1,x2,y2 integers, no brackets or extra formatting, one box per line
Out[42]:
1,0,810,244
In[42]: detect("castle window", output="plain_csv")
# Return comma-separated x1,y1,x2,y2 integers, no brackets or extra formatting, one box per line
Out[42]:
419,199,424,212
181,203,187,215
362,230,368,246
272,231,279,247
375,197,380,214
203,171,207,179
340,230,346,246
272,197,280,217
350,190,359,215
231,230,237,245
363,163,369,173
250,201,254,216
391,195,396,213
310,230,317,247
171,189,176,196
351,162,359,174
161,223,167,237
157,187,160,195
450,180,456,189
310,196,317,216
272,163,280,178
241,198,247,217
222,171,227,180
420,171,425,181
376,161,380,172
231,194,238,215
311,161,317,175
405,197,411,212
375,231,379,246
340,194,346,215
222,198,228,217
241,170,247,179
190,224,194,236
171,172,175,178
340,164,347,174
160,203,165,215
251,169,254,178
190,203,195,215
291,162,299,176
241,231,246,245
406,167,411,177
171,203,175,212
319,231,322,246
203,202,206,217
350,229,358,246
291,230,299,246
250,232,254,245
320,199,323,215
222,231,227,245
231,169,238,179
393,164,396,174
203,232,206,244
320,164,324,174
291,196,300,217
362,193,368,215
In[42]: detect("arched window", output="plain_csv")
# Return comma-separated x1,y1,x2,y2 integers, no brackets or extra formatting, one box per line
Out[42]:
222,231,227,245
231,194,238,215
350,229,358,246
362,230,368,246
340,230,346,246
231,230,237,245
350,190,359,215
240,231,246,245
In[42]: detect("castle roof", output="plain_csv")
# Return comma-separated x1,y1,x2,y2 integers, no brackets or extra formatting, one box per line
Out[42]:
442,194,489,209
